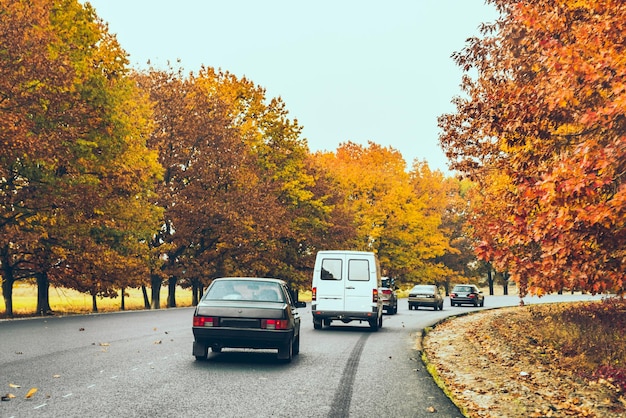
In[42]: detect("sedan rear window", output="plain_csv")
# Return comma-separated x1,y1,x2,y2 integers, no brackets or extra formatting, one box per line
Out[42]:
205,280,285,302
412,285,435,293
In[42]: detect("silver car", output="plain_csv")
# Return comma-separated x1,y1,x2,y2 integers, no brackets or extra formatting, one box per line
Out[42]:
408,284,444,310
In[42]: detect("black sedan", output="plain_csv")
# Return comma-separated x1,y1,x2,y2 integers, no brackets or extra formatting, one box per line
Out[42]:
450,284,485,307
192,277,306,362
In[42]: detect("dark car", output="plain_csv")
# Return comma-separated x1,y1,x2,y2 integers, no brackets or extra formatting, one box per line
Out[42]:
408,284,444,310
380,277,398,314
450,284,485,307
192,277,306,362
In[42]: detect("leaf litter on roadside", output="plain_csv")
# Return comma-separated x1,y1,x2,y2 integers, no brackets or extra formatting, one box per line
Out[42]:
422,304,626,418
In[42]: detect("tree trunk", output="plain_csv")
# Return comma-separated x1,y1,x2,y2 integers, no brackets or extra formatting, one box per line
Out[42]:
1,246,16,318
192,278,206,305
487,267,494,295
150,274,161,309
36,272,51,315
167,277,177,308
141,285,150,309
1,276,15,318
503,271,509,295
91,294,98,313
197,286,203,304
121,287,126,311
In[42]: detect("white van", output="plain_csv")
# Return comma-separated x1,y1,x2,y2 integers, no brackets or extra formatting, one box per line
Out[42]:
311,250,383,330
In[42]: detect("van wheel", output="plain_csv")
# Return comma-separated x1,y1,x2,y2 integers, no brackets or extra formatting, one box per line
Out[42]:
369,317,379,331
313,318,323,329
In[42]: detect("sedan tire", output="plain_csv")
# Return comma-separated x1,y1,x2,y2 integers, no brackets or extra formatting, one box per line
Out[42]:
292,333,300,356
193,342,208,361
278,338,293,362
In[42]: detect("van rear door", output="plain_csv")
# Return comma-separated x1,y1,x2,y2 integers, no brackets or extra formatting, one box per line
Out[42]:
343,257,375,313
315,255,345,312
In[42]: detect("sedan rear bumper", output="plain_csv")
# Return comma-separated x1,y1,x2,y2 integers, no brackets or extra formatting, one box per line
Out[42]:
193,327,294,350
451,297,480,305
409,300,439,307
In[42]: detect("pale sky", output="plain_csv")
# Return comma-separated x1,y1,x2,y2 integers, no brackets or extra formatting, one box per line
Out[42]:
84,0,498,174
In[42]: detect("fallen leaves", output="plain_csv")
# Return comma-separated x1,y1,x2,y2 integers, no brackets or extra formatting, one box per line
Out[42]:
25,388,37,399
422,307,626,418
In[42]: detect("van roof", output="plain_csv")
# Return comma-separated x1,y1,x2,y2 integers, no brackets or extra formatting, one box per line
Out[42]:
316,250,375,255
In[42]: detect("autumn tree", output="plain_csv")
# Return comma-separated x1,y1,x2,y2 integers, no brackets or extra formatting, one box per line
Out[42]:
314,142,450,285
439,0,626,296
139,65,334,306
0,0,73,316
417,168,480,293
0,0,162,315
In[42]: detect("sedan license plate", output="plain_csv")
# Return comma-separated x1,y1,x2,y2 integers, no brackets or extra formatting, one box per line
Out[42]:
220,318,260,328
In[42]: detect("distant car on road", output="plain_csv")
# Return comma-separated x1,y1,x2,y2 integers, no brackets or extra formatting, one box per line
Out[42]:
380,277,398,314
450,284,485,307
192,277,306,362
408,284,444,310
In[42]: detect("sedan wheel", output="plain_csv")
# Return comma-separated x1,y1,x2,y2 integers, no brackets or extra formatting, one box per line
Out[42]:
292,333,300,356
278,338,293,362
193,342,208,361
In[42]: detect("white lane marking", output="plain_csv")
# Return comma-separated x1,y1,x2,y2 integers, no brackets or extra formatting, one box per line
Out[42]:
63,393,73,398
33,403,47,409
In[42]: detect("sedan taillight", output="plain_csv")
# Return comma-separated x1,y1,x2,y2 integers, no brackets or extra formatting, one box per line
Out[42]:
382,289,392,295
261,319,289,330
193,316,218,327
450,293,457,298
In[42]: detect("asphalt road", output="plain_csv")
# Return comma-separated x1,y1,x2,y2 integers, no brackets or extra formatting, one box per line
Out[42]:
0,292,607,418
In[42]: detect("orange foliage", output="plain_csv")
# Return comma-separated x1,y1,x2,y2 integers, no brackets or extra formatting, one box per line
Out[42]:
439,0,626,296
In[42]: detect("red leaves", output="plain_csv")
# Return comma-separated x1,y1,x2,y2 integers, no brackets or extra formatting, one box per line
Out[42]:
441,0,626,296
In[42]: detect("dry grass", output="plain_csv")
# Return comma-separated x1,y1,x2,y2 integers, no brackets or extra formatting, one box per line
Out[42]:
0,282,194,317
0,283,314,318
521,299,626,388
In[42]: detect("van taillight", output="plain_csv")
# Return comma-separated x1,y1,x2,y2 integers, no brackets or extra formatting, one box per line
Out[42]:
261,319,289,330
372,288,379,303
193,316,218,327
312,287,317,301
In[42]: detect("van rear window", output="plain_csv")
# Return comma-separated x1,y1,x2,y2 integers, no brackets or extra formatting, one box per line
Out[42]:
321,258,342,280
348,259,369,281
